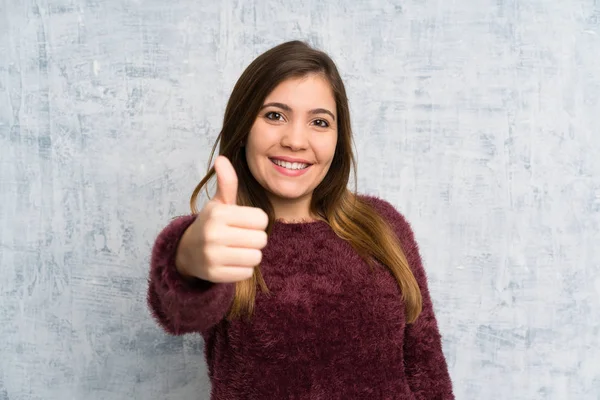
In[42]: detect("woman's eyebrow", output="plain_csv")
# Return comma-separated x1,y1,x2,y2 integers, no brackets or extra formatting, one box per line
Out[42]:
260,102,292,112
260,102,336,121
309,108,336,121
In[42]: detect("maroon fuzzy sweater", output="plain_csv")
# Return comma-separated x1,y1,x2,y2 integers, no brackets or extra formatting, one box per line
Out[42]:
147,195,454,399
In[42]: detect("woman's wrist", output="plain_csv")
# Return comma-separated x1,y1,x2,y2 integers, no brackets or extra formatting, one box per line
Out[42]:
175,226,196,280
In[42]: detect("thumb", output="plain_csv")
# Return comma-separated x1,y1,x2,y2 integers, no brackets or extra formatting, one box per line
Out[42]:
213,155,238,205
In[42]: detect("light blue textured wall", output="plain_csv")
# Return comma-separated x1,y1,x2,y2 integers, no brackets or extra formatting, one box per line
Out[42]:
1,0,599,399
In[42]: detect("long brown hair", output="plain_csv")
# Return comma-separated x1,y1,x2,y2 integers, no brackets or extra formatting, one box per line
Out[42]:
190,40,422,323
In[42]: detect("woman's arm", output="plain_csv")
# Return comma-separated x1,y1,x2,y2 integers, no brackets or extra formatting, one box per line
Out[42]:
364,195,455,399
401,233,454,399
147,215,234,335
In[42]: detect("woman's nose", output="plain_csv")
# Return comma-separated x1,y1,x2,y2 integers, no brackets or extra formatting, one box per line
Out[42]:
280,122,309,150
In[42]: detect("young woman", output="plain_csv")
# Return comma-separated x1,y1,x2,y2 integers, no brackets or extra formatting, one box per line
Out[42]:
147,40,454,399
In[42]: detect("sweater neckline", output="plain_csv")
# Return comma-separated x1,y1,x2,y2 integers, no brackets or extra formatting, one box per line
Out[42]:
271,218,331,234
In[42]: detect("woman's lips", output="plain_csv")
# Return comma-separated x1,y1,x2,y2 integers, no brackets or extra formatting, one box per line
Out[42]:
270,158,312,177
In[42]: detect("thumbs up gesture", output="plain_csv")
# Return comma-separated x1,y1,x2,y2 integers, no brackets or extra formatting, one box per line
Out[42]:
175,156,269,283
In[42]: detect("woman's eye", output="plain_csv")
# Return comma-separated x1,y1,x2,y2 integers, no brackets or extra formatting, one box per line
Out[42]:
313,119,329,128
265,112,284,121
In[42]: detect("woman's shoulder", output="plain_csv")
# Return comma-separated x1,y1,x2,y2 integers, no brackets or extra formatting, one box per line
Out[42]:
357,193,396,211
356,193,417,243
356,193,405,220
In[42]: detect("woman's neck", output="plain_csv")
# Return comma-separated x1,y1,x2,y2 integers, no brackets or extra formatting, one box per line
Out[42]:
268,193,318,223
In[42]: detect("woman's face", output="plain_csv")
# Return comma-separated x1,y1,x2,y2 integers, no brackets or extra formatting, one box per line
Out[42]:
245,74,338,209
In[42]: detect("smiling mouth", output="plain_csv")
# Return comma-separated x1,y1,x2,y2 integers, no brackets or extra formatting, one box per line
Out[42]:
269,158,311,170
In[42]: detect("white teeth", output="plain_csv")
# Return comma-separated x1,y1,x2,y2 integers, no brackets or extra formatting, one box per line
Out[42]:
272,159,309,170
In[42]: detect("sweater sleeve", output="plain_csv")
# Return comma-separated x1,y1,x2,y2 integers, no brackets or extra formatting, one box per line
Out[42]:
147,215,235,336
363,195,454,400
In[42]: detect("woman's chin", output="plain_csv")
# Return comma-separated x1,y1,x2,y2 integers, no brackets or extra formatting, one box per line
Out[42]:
267,187,310,201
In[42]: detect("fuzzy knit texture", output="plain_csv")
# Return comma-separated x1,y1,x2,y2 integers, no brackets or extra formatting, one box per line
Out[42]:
147,195,454,400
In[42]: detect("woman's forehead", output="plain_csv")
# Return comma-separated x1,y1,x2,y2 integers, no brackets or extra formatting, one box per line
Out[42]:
263,75,336,111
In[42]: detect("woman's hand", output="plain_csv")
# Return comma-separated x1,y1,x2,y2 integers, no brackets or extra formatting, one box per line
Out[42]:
176,156,269,283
